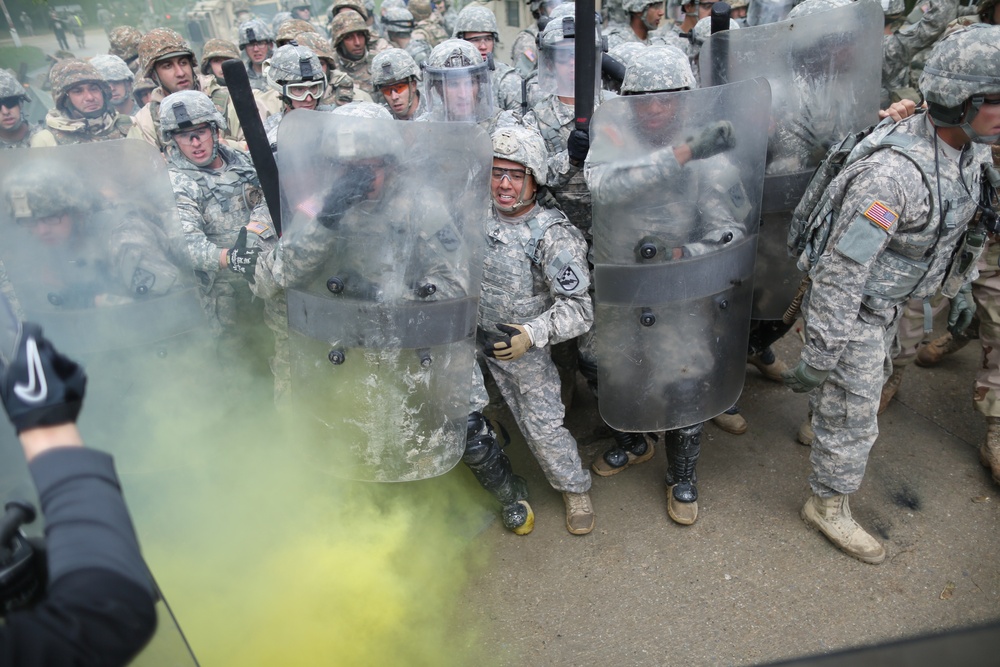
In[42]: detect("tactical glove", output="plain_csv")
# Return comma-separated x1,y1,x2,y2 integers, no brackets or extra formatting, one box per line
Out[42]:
316,166,376,230
947,282,975,336
226,227,260,282
485,323,532,362
685,120,736,161
0,296,86,433
782,360,829,393
567,127,590,165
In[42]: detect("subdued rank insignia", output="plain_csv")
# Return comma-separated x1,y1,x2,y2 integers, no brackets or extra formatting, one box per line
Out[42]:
435,226,460,251
131,266,155,295
557,265,581,293
863,200,898,232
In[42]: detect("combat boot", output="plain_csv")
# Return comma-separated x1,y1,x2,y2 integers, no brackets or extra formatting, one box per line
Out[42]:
665,424,701,525
592,430,655,476
563,491,595,535
711,405,748,435
797,414,814,446
463,412,534,535
878,366,906,415
801,493,885,564
747,346,789,383
979,417,1000,486
915,331,971,367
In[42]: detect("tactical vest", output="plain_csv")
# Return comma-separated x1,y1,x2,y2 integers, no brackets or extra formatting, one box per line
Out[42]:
535,98,591,232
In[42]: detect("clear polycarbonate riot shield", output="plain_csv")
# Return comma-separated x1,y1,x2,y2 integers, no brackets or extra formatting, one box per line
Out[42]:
277,110,491,482
701,0,882,318
746,0,794,26
588,78,770,432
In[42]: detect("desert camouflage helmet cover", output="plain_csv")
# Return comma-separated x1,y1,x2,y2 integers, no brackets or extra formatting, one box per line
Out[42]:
138,28,197,80
89,54,134,83
621,45,696,94
293,31,338,66
330,12,370,46
276,18,317,45
108,26,142,61
0,69,28,102
50,59,112,109
491,123,548,187
266,43,326,88
239,19,275,48
453,5,499,38
409,0,433,22
199,39,240,74
383,6,415,33
786,0,852,19
158,90,227,142
4,162,94,220
371,48,421,87
330,0,368,20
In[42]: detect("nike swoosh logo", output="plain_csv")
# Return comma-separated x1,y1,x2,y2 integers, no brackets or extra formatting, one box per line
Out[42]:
14,337,48,404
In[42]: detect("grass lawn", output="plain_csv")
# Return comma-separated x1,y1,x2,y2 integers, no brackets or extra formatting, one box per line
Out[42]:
0,45,47,74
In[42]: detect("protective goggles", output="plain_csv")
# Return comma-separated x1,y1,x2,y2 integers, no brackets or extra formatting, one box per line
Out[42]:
380,81,411,97
283,80,327,101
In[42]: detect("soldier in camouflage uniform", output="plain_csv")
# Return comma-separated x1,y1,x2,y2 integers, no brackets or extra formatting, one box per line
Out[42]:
330,11,377,95
0,69,38,149
32,59,132,147
158,90,287,398
480,123,596,535
605,0,667,50
383,7,433,66
371,48,425,120
293,31,367,106
328,0,391,53
418,39,496,125
90,54,138,117
238,19,275,92
410,0,450,48
275,18,317,47
875,0,959,106
783,25,1000,564
108,25,143,76
510,0,558,79
261,44,333,149
283,0,329,36
453,4,524,113
133,77,155,109
652,0,712,53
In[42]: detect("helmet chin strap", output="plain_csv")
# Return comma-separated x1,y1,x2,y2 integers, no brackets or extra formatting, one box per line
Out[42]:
961,98,1000,144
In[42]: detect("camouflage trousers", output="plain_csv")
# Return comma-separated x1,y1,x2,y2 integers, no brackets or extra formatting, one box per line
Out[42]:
807,311,897,497
973,240,1000,418
893,294,948,367
484,345,592,494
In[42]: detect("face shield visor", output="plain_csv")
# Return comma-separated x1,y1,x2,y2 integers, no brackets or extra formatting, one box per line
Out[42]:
537,32,602,103
422,61,495,123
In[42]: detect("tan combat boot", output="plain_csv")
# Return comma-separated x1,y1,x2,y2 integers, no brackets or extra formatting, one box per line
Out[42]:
801,493,885,564
747,347,789,383
711,406,748,435
878,366,906,415
980,417,1000,486
563,491,595,535
797,415,814,446
915,332,970,367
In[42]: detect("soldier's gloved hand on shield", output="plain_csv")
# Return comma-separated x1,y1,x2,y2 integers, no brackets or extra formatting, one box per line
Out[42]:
782,360,829,393
316,166,377,230
226,227,260,283
685,120,736,161
567,127,590,166
948,283,975,336
0,296,86,434
484,323,533,362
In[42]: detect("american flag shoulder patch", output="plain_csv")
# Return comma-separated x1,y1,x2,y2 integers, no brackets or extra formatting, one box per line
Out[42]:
863,200,898,232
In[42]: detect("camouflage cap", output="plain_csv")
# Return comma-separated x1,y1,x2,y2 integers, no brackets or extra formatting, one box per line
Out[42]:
108,25,142,62
383,7,415,34
200,39,241,75
786,0,852,19
239,19,275,48
89,54,134,83
621,45,695,94
4,161,94,221
426,38,483,68
690,16,740,47
330,12,370,46
293,31,337,67
266,43,326,89
453,5,499,38
491,124,548,187
0,69,28,102
371,48,421,87
138,28,197,80
158,90,227,142
276,18,317,46
409,0,433,22
323,105,404,161
50,59,112,110
921,24,1000,109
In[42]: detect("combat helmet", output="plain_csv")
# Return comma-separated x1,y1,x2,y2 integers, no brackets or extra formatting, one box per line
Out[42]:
0,69,29,106
881,0,907,25
271,11,293,32
491,123,548,188
383,7,415,35
138,28,197,81
276,19,317,46
199,39,240,75
323,103,404,161
89,54,134,83
158,90,227,165
621,45,695,94
239,19,275,49
690,16,740,47
132,77,156,105
330,12,370,48
4,161,94,222
786,0,852,19
409,0,434,22
266,43,328,103
453,5,499,41
108,26,143,70
50,59,112,115
381,0,407,13
329,0,368,21
537,13,602,99
371,48,421,88
623,0,664,29
422,39,494,122
920,24,1000,143
293,31,338,70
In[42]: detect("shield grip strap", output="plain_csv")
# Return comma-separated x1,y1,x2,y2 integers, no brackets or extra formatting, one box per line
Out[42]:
595,237,756,305
287,290,478,348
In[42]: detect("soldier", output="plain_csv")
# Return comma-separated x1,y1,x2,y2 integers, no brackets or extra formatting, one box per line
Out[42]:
418,39,495,125
329,0,392,53
730,0,751,24
90,54,138,117
133,77,155,109
293,31,368,106
511,0,563,78
0,69,38,150
605,0,667,50
371,48,424,120
261,44,332,148
410,0,450,48
108,25,143,75
275,18,317,47
330,11,376,95
782,25,1000,564
453,4,523,112
284,0,328,35
31,60,132,147
238,19,275,92
653,0,714,52
383,6,432,65
881,0,959,107
481,123,596,534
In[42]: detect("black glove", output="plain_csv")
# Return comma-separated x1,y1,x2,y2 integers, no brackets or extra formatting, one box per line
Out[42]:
482,323,532,361
685,120,736,161
567,127,590,165
226,227,260,282
0,318,86,433
316,166,376,230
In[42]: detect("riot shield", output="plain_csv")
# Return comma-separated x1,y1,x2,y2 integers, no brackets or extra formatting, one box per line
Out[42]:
701,0,882,318
588,78,770,431
277,110,491,482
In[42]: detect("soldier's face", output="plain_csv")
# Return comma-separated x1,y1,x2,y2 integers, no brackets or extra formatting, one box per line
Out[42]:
25,214,74,246
969,95,1000,142
342,32,368,58
174,124,220,168
0,98,22,130
696,1,715,18
642,4,665,28
443,76,478,119
66,82,105,116
154,56,195,93
634,93,679,138
108,80,130,105
293,7,311,20
209,57,228,79
491,157,536,213
463,32,495,58
381,79,417,118
245,41,271,64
